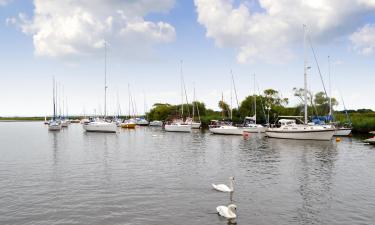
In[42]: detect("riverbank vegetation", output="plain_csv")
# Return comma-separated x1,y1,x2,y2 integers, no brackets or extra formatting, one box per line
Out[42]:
2,88,374,133
147,88,375,133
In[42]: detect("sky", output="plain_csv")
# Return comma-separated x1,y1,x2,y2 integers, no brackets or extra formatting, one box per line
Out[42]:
0,0,374,117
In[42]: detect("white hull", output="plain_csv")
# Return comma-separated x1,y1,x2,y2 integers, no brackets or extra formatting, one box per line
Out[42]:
61,121,69,127
83,122,117,133
334,128,352,136
209,126,243,135
149,121,163,127
48,123,62,131
242,126,266,133
164,124,191,132
266,129,335,141
364,137,375,144
191,122,201,129
137,121,149,126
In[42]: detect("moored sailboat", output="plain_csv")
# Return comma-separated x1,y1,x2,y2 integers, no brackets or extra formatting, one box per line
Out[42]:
82,41,117,133
189,85,201,129
242,75,265,133
210,90,242,135
266,25,334,141
164,60,191,133
149,120,163,127
48,77,62,131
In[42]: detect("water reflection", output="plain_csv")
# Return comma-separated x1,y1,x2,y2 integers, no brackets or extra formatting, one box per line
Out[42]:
1,123,375,225
50,131,59,167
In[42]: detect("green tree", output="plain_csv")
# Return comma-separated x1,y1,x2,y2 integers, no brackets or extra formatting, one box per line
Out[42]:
147,103,175,121
218,100,230,118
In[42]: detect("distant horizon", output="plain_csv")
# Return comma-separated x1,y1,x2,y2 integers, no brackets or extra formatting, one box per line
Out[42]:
1,0,374,116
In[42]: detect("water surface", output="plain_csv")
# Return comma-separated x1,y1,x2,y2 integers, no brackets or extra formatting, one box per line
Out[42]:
1,122,374,225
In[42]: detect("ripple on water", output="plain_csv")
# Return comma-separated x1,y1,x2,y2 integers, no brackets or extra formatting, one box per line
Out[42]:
0,123,375,225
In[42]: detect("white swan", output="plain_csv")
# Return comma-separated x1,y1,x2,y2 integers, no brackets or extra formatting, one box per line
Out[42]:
216,204,237,219
212,176,234,192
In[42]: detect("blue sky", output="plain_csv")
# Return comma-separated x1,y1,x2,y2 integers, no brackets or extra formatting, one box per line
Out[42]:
0,0,374,116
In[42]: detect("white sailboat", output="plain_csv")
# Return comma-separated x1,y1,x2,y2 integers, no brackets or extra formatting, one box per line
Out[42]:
243,75,265,133
48,77,62,131
210,86,243,135
149,120,163,127
266,25,334,141
83,41,117,133
209,124,244,135
190,85,201,129
164,60,191,133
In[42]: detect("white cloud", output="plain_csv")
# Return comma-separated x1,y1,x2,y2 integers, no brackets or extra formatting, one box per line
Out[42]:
350,24,375,55
194,0,375,63
10,0,176,59
0,0,11,6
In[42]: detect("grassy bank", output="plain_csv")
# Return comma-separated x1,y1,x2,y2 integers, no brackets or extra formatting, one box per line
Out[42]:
335,113,375,133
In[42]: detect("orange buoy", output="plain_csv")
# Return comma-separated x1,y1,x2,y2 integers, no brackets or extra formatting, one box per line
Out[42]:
336,137,341,142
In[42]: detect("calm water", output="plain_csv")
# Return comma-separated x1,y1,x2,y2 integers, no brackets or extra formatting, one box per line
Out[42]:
1,122,375,225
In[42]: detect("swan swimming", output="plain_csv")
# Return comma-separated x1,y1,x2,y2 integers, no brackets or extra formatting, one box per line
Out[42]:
216,204,237,219
212,176,234,192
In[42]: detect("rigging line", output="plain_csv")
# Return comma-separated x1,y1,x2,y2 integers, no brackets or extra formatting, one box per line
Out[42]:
182,74,191,117
231,70,240,109
338,89,352,125
307,33,330,115
256,82,267,123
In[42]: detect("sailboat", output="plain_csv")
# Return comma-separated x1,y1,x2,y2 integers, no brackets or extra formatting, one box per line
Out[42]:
121,84,137,129
242,75,266,133
164,61,191,132
265,25,334,141
83,41,117,133
189,85,201,129
48,77,62,131
61,95,70,127
210,86,243,135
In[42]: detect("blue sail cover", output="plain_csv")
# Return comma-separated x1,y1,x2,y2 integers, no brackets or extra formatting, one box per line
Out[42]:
312,115,334,125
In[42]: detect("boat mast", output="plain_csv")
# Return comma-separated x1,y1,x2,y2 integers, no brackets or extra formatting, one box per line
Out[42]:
303,24,308,125
230,74,233,121
128,84,131,118
328,55,332,119
253,74,257,123
221,92,224,120
180,60,184,118
192,83,195,121
104,41,107,118
53,77,56,120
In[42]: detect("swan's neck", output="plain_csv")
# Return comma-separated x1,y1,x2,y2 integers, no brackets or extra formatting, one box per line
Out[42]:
229,179,234,191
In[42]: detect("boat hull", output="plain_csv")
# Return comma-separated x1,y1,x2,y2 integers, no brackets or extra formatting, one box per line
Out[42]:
149,121,163,127
121,123,136,129
164,124,191,132
266,129,335,141
136,122,149,126
191,122,201,129
242,126,266,133
48,125,62,131
83,123,117,133
209,126,243,135
364,137,375,145
334,128,352,136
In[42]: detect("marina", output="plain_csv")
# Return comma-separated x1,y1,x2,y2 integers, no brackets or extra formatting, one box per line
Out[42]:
1,1,375,224
1,122,375,224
